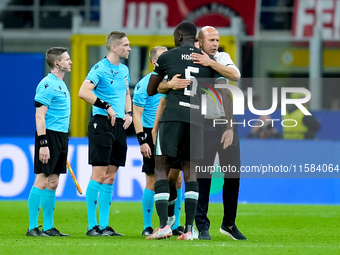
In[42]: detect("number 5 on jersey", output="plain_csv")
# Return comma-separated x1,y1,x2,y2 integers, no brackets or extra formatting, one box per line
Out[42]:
184,66,199,97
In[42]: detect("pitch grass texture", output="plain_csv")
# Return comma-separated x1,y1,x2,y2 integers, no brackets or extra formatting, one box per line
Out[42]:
0,202,339,255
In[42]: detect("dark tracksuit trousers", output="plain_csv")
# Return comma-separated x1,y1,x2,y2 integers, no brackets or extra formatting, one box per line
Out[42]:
195,119,241,231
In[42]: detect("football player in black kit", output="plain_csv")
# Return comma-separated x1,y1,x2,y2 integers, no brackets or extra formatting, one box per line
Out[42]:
146,21,218,240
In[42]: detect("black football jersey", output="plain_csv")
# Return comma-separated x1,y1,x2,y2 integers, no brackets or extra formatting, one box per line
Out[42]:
153,44,219,127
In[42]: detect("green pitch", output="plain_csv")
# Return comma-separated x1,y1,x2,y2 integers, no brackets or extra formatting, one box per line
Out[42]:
0,201,339,255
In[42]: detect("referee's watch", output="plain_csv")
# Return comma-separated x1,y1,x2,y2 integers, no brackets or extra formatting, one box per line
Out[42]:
38,134,48,147
40,139,48,147
127,111,134,117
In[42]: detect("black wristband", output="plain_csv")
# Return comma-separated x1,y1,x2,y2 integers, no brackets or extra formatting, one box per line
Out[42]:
38,134,48,147
127,111,134,117
94,97,111,110
137,132,147,145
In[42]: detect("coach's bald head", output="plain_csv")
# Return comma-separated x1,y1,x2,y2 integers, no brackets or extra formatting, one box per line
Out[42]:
198,26,220,56
199,26,219,39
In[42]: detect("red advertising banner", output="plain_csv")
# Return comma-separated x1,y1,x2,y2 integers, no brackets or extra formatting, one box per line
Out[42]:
292,0,340,39
123,0,256,35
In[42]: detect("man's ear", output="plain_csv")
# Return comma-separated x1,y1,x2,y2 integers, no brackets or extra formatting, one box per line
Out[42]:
151,59,156,67
199,39,203,48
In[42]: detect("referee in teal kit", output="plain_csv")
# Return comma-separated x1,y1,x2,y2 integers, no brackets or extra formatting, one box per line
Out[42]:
78,31,133,236
133,46,167,236
27,47,72,237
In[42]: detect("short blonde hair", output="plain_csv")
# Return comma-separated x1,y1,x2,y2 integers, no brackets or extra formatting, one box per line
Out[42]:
149,46,167,63
106,31,127,50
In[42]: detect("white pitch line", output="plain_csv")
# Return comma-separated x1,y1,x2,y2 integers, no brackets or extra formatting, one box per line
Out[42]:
5,242,339,249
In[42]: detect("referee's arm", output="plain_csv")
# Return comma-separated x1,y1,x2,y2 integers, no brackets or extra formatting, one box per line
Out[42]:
123,89,133,130
35,104,48,136
35,104,50,164
133,104,151,158
79,79,116,126
78,80,97,104
132,104,144,135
